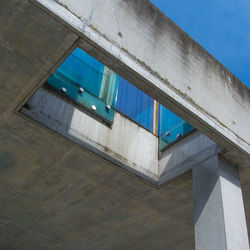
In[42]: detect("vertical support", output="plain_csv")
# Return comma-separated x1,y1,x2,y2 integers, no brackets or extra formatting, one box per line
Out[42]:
193,155,249,250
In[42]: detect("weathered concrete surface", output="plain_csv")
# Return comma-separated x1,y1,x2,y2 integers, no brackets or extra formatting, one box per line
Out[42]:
22,87,159,184
193,156,249,250
0,114,195,249
0,0,78,116
1,115,250,250
32,0,250,167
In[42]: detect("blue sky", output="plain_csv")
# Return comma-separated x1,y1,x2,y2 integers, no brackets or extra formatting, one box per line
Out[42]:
150,0,250,88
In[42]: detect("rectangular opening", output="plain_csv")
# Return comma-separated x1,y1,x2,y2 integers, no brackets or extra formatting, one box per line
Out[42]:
23,47,195,152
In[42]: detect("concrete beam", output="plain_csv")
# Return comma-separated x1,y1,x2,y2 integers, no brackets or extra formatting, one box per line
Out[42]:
32,0,250,164
193,155,249,250
159,131,221,185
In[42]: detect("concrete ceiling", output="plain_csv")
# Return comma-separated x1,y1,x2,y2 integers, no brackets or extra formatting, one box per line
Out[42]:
0,112,194,250
2,103,250,250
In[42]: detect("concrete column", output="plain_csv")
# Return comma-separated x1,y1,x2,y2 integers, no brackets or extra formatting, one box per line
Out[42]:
193,155,249,250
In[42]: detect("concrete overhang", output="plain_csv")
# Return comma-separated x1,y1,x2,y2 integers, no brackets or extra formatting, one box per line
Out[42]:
30,0,250,169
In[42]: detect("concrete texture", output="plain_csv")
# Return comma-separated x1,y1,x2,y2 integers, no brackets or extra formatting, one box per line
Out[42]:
0,115,195,250
32,0,250,167
2,113,250,249
0,0,250,249
0,0,78,115
22,87,159,184
193,156,249,250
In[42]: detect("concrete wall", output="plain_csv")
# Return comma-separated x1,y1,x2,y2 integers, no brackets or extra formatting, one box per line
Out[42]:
22,88,159,184
33,0,250,165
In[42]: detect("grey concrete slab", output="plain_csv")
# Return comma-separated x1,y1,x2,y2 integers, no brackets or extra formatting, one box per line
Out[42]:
0,119,195,249
0,0,78,118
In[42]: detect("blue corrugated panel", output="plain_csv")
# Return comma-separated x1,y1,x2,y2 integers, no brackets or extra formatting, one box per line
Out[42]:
116,77,154,132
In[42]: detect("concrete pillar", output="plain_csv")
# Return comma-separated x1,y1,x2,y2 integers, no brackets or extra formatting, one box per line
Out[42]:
193,155,249,250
